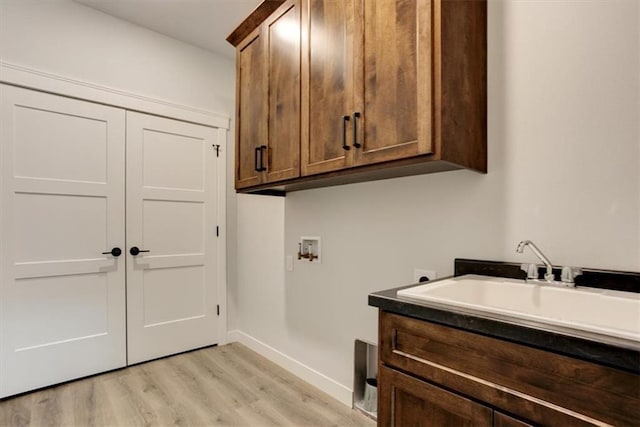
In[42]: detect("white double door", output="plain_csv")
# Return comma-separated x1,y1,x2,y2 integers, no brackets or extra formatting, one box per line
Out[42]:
0,85,220,398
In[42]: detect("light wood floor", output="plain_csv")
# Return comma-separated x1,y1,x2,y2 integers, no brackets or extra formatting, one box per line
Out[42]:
0,343,375,427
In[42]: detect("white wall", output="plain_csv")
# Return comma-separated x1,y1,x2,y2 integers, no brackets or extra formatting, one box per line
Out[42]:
0,0,243,330
234,0,640,402
0,0,235,113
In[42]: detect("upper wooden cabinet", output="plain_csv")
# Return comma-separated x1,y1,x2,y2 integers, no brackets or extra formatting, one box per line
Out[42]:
228,0,486,194
303,0,433,176
301,0,354,175
235,28,264,189
234,0,301,190
355,0,434,166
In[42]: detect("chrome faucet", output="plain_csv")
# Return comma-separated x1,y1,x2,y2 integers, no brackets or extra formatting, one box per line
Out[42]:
516,240,555,282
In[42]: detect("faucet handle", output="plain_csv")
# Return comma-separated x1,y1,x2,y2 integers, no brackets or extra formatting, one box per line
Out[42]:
561,266,582,283
521,263,539,279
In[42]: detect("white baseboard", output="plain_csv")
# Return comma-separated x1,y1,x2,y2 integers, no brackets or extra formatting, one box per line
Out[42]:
227,330,353,407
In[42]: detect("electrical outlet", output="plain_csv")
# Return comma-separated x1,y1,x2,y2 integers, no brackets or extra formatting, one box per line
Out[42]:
286,255,294,272
414,269,437,283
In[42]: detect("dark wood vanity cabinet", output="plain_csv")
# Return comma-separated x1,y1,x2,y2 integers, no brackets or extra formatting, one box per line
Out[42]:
378,311,640,426
229,0,487,194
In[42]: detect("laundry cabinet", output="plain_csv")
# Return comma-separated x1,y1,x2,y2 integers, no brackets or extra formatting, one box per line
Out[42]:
235,0,301,189
229,0,487,194
0,84,222,398
302,0,436,175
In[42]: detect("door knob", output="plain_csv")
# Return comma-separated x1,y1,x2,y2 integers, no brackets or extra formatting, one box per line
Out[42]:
102,247,122,257
129,246,150,256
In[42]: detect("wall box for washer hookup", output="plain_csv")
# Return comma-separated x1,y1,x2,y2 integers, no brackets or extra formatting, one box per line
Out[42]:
298,236,321,263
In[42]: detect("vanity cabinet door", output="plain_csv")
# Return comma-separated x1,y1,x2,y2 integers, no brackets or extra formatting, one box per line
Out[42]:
379,365,493,427
493,412,534,427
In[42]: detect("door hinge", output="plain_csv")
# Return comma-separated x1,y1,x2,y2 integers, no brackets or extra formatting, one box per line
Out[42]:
217,304,220,316
216,226,219,237
212,144,220,157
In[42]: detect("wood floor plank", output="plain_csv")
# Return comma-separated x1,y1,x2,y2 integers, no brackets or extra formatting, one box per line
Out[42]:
0,343,374,427
0,392,32,427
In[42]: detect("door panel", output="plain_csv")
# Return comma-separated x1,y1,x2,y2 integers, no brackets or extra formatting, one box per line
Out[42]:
14,193,107,262
142,266,205,325
355,0,433,165
141,131,205,190
236,29,265,189
264,0,301,183
302,0,355,175
494,412,535,427
0,84,126,398
142,200,204,255
12,274,109,349
126,111,218,365
379,366,493,427
13,106,107,182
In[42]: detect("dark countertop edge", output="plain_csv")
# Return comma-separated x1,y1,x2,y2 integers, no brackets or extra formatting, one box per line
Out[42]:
369,259,640,374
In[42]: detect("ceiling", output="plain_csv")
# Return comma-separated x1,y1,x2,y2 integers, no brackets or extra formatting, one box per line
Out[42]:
74,0,263,59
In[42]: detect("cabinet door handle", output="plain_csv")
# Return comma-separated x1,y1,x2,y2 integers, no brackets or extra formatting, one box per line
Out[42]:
254,146,261,172
352,112,361,148
342,115,351,151
259,145,267,171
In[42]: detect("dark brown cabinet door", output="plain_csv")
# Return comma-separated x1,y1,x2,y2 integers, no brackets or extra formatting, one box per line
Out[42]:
302,0,433,176
301,0,356,176
379,366,493,427
263,0,301,183
235,0,300,189
493,412,534,427
235,28,266,189
354,0,433,166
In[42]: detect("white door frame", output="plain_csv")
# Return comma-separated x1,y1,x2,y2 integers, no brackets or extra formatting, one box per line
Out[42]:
214,126,228,345
0,62,230,346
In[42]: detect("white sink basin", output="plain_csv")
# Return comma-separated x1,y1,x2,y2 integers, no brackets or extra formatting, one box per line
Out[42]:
397,274,640,347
